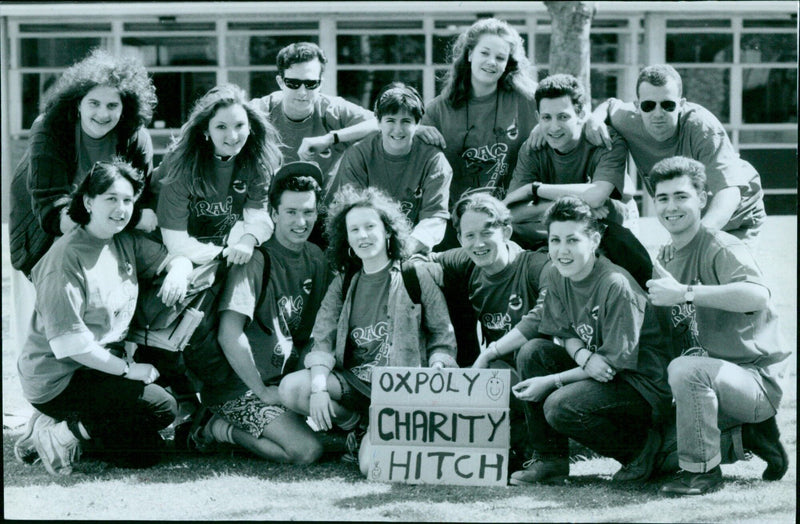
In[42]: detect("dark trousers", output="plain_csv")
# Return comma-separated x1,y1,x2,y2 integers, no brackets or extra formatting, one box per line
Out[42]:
516,338,652,464
34,368,177,467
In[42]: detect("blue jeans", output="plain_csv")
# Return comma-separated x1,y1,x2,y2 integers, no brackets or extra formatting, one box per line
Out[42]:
516,338,652,464
668,355,776,473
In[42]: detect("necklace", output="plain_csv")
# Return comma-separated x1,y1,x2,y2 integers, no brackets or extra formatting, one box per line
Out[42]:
463,90,501,151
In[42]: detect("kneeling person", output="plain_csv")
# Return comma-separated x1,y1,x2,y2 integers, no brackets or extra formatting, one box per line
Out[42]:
509,196,672,485
207,161,331,463
646,157,789,495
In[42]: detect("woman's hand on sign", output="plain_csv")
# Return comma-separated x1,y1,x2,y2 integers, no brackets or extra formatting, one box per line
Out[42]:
512,376,554,402
309,390,335,431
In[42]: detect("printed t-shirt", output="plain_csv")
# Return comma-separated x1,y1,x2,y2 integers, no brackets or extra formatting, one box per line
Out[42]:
539,256,673,422
345,265,392,382
659,226,789,409
607,99,764,231
251,92,374,179
509,128,628,223
218,236,330,384
157,154,269,245
17,227,167,404
421,89,537,207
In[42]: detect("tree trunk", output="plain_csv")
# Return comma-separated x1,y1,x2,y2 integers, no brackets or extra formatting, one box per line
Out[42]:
544,1,595,109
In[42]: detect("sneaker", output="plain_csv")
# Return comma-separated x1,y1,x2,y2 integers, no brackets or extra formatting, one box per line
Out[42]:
341,423,368,465
14,411,42,465
660,466,723,495
31,416,82,476
613,428,662,483
742,416,789,481
509,452,569,485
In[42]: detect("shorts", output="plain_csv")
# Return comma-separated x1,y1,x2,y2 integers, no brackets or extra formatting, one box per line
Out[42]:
331,368,371,416
210,390,287,438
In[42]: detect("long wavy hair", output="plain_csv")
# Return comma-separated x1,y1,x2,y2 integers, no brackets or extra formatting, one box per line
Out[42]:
441,18,537,109
40,48,156,142
324,186,412,274
159,83,283,199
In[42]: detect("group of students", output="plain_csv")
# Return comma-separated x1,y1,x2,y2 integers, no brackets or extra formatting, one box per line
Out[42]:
9,17,789,497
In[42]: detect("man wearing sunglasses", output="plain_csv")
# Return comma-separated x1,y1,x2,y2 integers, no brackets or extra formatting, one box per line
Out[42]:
583,64,765,246
252,42,378,191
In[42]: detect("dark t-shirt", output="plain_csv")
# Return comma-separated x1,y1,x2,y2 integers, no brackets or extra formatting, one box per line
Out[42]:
345,265,392,382
539,256,673,423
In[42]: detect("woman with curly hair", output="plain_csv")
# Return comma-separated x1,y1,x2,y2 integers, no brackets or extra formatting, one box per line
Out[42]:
10,48,159,278
155,83,282,266
278,186,457,464
8,49,159,419
417,18,539,250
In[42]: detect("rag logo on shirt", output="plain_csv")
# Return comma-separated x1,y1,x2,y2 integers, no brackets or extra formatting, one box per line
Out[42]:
351,321,391,381
574,322,598,352
462,142,509,198
482,311,513,334
194,196,234,217
278,294,304,332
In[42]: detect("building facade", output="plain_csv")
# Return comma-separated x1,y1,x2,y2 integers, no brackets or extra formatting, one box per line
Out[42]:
1,1,797,216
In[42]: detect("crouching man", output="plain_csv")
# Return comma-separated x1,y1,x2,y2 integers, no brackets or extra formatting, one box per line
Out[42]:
646,156,789,495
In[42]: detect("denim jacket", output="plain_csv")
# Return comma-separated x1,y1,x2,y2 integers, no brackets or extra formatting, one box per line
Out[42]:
309,261,458,369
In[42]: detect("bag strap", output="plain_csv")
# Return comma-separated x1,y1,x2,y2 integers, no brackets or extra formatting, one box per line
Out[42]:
341,263,421,305
253,246,273,334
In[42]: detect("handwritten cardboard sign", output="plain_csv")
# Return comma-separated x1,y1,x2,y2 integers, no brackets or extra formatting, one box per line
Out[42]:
364,367,510,486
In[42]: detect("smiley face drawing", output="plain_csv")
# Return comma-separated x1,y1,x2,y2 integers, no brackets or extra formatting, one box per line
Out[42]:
486,370,504,401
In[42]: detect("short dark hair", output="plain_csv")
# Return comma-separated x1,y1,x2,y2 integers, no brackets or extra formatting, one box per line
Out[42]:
276,42,327,76
543,196,604,236
636,64,683,98
374,82,425,122
68,158,144,227
452,192,511,233
269,175,322,211
535,74,586,114
649,156,707,194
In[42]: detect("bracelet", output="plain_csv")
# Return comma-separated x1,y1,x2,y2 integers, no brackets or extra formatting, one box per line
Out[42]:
575,348,588,367
310,389,328,395
331,132,340,145
581,352,594,370
121,363,130,377
553,373,564,389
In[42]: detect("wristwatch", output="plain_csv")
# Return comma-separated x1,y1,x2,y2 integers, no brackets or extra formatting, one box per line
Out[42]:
530,181,542,205
684,285,695,304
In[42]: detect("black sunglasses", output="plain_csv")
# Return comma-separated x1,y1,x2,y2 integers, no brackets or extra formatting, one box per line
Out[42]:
640,100,678,113
282,77,321,90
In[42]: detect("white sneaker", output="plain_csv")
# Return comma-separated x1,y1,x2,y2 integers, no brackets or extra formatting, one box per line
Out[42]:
32,415,82,475
14,410,42,464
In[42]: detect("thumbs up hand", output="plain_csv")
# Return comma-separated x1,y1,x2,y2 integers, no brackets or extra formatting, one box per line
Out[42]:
646,259,686,306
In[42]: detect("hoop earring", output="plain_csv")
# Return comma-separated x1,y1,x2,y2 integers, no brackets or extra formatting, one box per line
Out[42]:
386,238,391,253
204,134,209,142
348,247,355,258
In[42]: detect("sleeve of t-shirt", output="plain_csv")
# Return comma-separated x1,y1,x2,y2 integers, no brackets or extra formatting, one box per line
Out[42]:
36,266,92,352
218,249,265,321
327,96,374,129
131,231,169,280
686,108,752,194
417,150,452,221
710,238,768,289
508,135,542,193
420,98,442,129
435,248,474,282
245,166,270,210
156,154,192,231
514,254,552,338
538,266,575,339
588,128,628,199
597,274,646,371
332,145,369,195
606,98,639,138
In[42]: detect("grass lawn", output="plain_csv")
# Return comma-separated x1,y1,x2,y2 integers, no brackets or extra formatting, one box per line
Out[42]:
2,218,796,522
